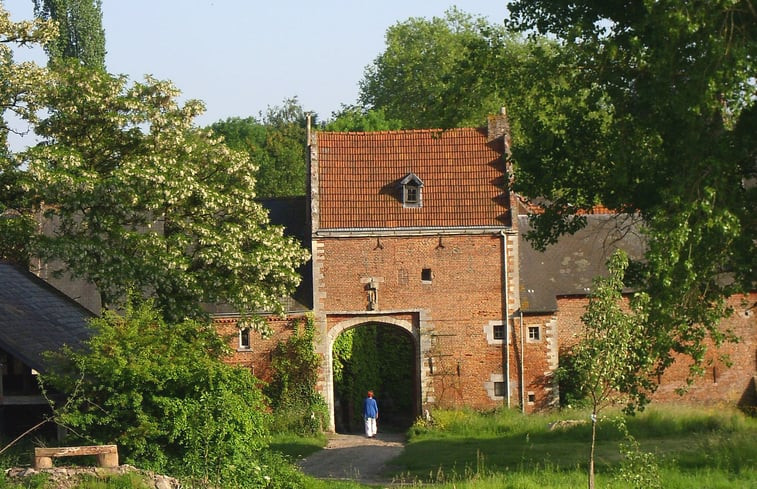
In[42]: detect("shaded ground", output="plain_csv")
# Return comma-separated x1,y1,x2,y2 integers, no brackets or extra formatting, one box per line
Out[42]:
297,432,405,484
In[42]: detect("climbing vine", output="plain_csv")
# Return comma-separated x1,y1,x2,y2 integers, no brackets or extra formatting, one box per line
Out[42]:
265,314,328,434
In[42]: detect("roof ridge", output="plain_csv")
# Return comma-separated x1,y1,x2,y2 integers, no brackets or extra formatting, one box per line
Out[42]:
317,127,484,136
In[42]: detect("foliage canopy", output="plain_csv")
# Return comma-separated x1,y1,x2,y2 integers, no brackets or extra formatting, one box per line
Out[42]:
359,7,542,129
507,0,755,378
210,97,309,198
33,0,106,68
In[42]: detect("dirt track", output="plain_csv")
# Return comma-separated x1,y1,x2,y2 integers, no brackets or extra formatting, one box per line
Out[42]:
297,432,406,484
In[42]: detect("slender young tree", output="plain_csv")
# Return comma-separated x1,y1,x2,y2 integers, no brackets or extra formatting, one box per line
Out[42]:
567,250,655,489
33,0,106,68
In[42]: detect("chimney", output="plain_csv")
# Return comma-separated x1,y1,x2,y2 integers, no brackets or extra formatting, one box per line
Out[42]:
487,106,511,156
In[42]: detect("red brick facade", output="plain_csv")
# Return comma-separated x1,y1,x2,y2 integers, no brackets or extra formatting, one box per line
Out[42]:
549,293,756,407
214,315,305,384
215,116,754,430
304,115,562,430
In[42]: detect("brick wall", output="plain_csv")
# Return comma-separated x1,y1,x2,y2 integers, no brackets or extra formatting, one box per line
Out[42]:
554,293,756,407
313,232,557,413
215,314,306,384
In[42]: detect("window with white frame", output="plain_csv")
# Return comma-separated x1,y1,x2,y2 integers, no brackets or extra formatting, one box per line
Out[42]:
527,325,541,341
485,321,507,345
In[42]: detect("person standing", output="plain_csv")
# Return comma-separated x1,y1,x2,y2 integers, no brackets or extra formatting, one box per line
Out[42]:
363,390,378,438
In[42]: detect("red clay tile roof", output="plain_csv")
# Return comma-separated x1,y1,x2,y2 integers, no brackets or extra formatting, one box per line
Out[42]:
315,128,510,230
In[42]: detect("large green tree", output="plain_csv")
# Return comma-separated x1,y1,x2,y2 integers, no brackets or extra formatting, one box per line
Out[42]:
359,8,539,129
14,62,308,328
324,105,403,132
33,0,106,68
507,1,755,378
210,98,309,198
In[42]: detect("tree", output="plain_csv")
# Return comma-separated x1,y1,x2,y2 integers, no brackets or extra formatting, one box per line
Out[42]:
0,6,56,264
359,8,540,129
15,63,308,328
323,105,403,132
565,250,655,489
210,97,309,197
33,0,106,68
42,299,300,488
507,1,755,381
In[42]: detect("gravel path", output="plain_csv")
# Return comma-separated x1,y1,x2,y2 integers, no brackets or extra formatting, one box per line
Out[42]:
297,432,406,484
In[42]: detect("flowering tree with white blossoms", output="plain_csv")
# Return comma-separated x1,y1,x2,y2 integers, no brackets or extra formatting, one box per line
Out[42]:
1,5,308,330
21,63,309,329
0,6,56,263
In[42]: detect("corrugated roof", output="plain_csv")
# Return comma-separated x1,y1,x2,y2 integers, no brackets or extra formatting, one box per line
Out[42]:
0,262,93,371
315,128,510,229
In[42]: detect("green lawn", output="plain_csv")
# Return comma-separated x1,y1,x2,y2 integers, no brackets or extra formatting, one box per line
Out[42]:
270,432,328,461
289,405,757,488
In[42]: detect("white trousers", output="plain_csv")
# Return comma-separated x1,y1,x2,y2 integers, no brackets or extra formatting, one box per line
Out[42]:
364,417,377,437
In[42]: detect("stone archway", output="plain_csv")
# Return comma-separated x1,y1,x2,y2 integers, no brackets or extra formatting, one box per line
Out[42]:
323,316,421,432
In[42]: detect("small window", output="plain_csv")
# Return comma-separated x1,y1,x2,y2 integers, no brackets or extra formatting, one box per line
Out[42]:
405,185,419,203
493,382,506,397
400,173,424,207
239,328,251,350
527,326,540,341
527,392,536,404
421,268,432,282
493,324,505,340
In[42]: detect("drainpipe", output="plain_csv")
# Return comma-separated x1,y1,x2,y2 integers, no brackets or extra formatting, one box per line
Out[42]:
500,230,510,409
520,309,525,414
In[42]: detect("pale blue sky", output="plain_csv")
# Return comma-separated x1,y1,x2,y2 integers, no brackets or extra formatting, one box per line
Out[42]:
5,1,509,126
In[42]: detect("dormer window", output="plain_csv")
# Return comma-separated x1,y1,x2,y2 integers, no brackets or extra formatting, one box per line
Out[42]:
400,173,424,208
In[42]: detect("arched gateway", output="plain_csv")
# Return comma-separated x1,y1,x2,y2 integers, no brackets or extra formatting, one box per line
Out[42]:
317,315,423,432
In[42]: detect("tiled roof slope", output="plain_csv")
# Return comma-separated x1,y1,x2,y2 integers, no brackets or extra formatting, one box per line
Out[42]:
315,128,509,229
0,262,93,371
518,215,647,312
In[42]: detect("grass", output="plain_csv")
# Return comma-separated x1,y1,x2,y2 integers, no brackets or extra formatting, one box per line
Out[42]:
285,405,757,488
5,406,754,488
0,472,154,489
388,405,757,486
270,432,328,460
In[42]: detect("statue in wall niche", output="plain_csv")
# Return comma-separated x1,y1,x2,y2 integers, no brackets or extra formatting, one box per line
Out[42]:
366,279,378,310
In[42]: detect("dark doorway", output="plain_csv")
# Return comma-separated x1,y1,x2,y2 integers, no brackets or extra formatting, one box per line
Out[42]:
332,323,416,434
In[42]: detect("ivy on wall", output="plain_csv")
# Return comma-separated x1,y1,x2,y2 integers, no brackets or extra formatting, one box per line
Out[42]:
265,314,328,434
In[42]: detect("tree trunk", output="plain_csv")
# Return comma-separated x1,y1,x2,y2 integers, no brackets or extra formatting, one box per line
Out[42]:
589,411,597,489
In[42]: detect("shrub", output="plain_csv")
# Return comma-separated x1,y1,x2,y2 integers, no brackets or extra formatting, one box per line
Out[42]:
42,298,273,487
